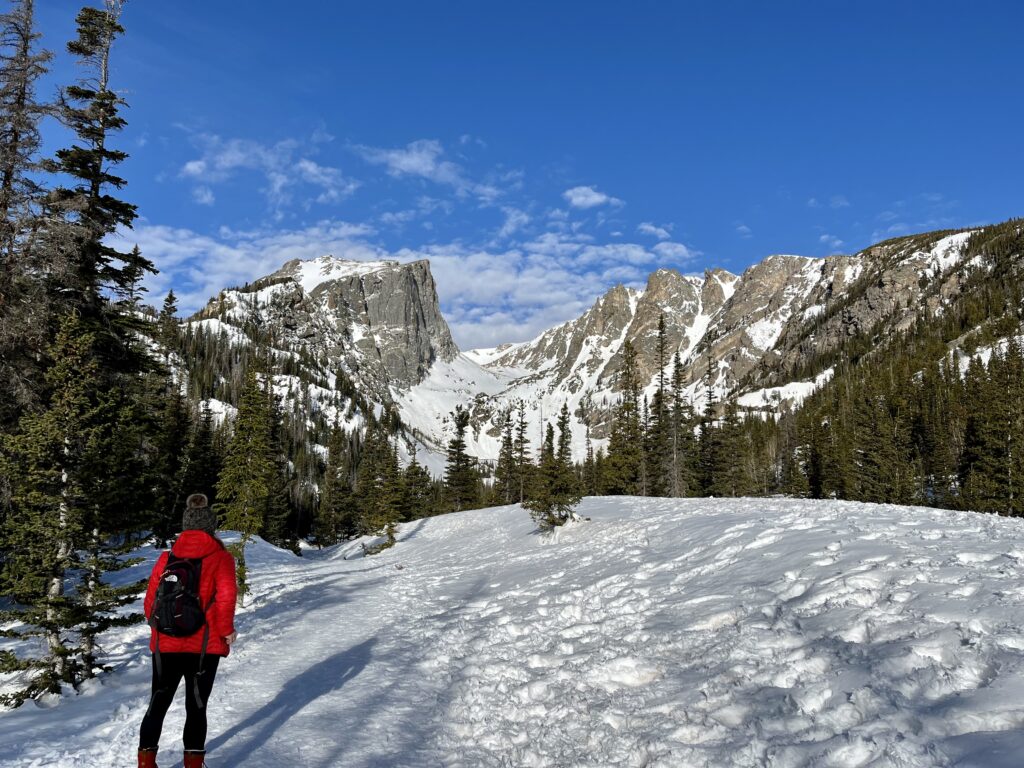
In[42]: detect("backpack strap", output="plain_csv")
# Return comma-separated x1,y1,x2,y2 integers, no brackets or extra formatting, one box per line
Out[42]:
192,585,217,709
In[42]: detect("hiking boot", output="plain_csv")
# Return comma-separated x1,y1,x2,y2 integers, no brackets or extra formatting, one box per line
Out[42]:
183,750,206,768
137,748,158,768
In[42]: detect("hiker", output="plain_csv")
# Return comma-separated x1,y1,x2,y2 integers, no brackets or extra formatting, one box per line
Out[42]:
138,493,238,768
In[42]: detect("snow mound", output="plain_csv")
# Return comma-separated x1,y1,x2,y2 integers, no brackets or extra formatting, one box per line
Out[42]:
4,498,1024,766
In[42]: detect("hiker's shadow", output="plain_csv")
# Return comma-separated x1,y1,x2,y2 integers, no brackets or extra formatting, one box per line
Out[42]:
206,637,375,764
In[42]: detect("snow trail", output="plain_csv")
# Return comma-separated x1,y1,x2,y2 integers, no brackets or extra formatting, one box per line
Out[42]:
3,498,1024,766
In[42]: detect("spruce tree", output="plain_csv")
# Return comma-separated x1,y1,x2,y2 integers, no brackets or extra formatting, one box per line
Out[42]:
179,402,222,508
493,408,516,504
355,424,402,550
42,0,153,372
316,421,355,545
0,316,106,702
444,405,480,512
525,406,582,529
400,453,435,522
215,367,275,601
0,0,51,425
668,353,696,497
512,399,532,503
606,340,644,494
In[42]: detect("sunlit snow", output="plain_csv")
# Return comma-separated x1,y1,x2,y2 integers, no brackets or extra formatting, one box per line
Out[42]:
3,498,1024,767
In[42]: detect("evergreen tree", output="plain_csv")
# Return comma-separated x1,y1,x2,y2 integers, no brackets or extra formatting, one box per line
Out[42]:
179,402,222,509
0,316,106,702
215,367,275,601
512,399,532,503
493,408,516,504
524,405,582,529
42,1,153,372
0,0,51,425
646,315,673,496
606,340,644,494
697,360,721,494
355,424,402,550
444,405,480,512
157,290,179,357
668,353,696,497
400,453,435,522
316,421,354,545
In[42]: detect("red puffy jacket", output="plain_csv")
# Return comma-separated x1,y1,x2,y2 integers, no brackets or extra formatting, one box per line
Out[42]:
144,530,238,657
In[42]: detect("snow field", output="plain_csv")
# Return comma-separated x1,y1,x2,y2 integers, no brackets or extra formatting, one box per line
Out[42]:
4,498,1024,766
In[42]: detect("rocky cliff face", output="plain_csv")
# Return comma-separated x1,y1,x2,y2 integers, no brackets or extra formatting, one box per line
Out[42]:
193,256,458,398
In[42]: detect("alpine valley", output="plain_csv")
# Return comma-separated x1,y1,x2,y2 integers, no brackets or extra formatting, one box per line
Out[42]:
177,220,1023,474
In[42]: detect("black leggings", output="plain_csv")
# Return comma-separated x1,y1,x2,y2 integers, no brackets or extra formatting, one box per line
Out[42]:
139,652,221,751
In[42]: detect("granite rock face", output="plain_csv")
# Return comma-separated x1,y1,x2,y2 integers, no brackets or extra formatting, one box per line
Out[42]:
194,256,458,397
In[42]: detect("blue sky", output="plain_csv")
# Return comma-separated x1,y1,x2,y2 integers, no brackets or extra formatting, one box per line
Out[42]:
35,1,1024,348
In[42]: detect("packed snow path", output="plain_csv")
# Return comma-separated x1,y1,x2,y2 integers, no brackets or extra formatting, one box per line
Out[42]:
4,498,1024,767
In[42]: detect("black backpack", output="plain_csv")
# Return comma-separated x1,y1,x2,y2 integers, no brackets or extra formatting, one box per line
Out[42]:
149,552,217,709
151,554,209,637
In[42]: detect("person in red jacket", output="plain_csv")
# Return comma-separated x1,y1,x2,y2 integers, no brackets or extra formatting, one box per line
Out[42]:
138,493,238,768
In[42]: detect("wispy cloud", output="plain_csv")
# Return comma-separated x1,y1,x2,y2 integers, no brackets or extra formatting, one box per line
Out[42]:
354,138,501,202
562,185,624,209
735,222,753,239
830,195,851,209
637,222,672,240
819,233,844,252
128,218,699,349
192,186,215,206
178,131,358,214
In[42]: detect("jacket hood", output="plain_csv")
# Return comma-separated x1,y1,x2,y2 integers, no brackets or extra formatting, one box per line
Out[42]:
171,530,224,559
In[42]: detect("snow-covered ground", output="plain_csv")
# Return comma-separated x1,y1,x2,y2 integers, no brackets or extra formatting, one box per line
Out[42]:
4,498,1024,767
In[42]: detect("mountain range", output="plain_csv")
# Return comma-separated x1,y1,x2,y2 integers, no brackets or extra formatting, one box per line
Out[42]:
185,222,1019,471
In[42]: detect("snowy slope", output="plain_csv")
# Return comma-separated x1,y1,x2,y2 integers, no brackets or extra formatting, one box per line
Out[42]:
6,498,1024,767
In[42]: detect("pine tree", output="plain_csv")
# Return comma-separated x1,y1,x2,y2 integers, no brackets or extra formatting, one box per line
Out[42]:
0,316,107,702
179,402,222,508
215,367,275,601
668,353,696,497
42,1,153,372
316,421,354,545
524,405,582,529
157,290,179,357
355,424,402,550
493,408,516,504
0,0,52,425
512,399,532,503
646,315,673,496
400,453,435,522
697,359,720,495
444,405,480,512
606,340,644,494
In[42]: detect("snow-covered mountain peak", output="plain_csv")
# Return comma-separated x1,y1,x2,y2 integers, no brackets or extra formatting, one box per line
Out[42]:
274,254,403,294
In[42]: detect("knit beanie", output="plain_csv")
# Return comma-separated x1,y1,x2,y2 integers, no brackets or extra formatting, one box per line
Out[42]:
182,493,217,534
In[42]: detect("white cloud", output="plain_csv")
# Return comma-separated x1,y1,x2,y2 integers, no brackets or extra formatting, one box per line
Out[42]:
354,138,501,202
807,197,821,209
192,186,215,206
497,207,531,239
129,219,702,349
819,234,844,252
830,195,851,209
562,185,623,209
653,241,698,263
735,223,753,239
178,131,358,213
637,222,672,240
